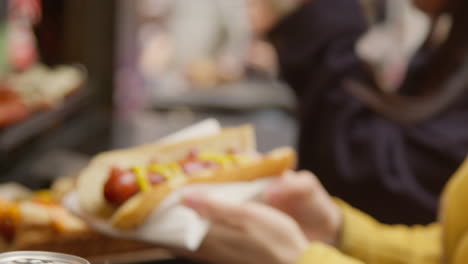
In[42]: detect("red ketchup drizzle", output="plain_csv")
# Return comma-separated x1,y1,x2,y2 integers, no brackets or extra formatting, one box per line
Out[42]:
148,172,165,184
182,149,219,175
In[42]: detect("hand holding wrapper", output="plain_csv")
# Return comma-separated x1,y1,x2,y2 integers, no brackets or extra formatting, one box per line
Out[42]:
65,119,295,250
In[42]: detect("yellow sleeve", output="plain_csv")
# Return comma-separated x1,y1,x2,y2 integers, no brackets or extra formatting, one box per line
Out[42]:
439,157,468,263
296,243,364,264
336,200,441,264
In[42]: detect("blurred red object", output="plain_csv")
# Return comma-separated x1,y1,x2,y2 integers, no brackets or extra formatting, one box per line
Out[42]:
0,88,30,128
8,0,42,71
9,0,42,22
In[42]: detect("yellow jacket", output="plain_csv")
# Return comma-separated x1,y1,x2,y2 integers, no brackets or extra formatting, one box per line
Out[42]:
295,158,468,264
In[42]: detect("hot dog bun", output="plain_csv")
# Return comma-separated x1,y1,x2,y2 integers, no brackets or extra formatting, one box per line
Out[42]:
112,147,295,229
78,126,255,218
77,125,296,230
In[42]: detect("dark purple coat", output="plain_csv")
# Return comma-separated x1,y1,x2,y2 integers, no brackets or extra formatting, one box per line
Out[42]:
269,0,468,224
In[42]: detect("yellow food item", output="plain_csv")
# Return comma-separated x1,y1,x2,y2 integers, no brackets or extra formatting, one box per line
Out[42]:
133,167,151,192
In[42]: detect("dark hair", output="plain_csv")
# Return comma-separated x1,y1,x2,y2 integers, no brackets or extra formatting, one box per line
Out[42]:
346,0,468,124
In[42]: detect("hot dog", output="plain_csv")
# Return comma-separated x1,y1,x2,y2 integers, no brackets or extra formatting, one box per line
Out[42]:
102,148,254,207
77,125,296,230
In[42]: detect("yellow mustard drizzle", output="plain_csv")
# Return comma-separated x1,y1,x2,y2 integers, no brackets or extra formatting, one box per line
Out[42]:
149,164,171,181
199,152,255,167
167,162,184,179
132,152,255,190
199,152,235,168
132,166,151,192
149,163,184,182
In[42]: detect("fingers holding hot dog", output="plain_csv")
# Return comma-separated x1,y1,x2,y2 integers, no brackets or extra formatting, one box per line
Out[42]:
264,171,342,245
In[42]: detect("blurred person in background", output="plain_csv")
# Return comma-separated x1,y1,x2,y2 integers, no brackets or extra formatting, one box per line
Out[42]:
245,0,468,225
138,0,251,90
137,0,282,95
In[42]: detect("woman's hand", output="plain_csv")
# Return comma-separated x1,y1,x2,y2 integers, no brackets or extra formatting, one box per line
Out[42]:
182,195,309,264
264,171,343,245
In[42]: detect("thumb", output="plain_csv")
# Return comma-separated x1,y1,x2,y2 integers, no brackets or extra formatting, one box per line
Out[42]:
182,193,247,226
264,171,309,203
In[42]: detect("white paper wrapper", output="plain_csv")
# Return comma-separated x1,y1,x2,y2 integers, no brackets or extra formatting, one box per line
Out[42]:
63,119,274,251
157,118,221,145
64,178,272,251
